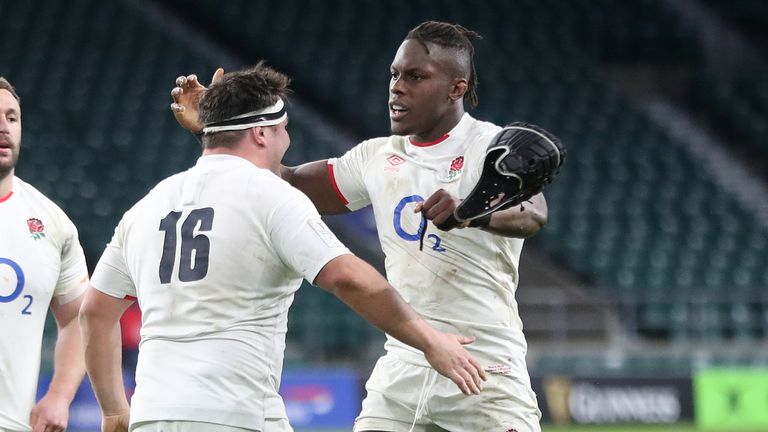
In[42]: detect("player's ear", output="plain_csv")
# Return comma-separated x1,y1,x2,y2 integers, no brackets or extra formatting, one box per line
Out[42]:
449,78,468,102
250,126,268,147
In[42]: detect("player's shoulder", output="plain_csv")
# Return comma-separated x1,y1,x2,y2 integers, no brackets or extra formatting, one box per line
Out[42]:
258,170,311,204
14,176,58,205
454,116,503,166
467,114,503,136
153,170,189,192
460,115,503,154
117,170,188,223
340,135,407,167
11,177,79,244
13,176,72,220
356,135,400,154
137,170,187,204
362,135,394,146
240,171,319,228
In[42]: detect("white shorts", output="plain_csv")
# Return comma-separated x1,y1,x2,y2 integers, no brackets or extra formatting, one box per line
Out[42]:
132,419,292,432
354,353,542,432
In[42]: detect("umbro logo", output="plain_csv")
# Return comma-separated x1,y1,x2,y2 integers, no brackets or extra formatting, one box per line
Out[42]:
387,155,406,166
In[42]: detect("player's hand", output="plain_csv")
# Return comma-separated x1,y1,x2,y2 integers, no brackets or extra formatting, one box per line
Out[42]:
170,68,225,133
415,189,468,231
423,332,487,395
30,392,70,432
101,411,130,432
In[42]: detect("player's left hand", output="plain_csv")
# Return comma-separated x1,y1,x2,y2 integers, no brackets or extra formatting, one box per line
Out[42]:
415,189,468,231
423,332,487,395
30,392,70,432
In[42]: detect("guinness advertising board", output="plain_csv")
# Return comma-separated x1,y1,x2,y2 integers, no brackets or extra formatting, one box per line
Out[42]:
533,376,694,425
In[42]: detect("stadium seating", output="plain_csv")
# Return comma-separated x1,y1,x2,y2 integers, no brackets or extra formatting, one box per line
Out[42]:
690,74,768,160
531,348,767,378
701,0,768,58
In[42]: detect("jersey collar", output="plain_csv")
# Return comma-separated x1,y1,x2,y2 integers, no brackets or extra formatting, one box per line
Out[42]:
409,134,450,147
196,154,255,168
407,113,474,148
0,176,15,203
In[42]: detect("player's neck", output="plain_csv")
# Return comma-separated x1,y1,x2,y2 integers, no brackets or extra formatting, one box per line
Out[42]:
411,109,464,144
0,169,13,197
202,148,278,174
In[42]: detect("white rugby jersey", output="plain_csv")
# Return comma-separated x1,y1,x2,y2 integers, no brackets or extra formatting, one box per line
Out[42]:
329,114,529,371
0,177,88,432
91,155,349,431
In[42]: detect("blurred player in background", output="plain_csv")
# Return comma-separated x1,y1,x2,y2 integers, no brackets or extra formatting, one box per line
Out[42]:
81,63,485,432
172,21,546,432
0,77,89,432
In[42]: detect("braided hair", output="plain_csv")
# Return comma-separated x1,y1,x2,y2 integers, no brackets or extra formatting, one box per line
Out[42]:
405,21,482,108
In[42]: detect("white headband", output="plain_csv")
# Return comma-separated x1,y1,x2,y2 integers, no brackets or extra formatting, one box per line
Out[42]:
202,99,286,134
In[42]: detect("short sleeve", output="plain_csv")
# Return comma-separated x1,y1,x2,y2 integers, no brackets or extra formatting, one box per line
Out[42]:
53,216,89,304
327,139,377,211
91,219,137,299
269,190,351,283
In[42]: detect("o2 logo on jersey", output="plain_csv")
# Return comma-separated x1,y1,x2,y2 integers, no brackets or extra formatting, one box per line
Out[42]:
392,195,446,252
0,257,33,315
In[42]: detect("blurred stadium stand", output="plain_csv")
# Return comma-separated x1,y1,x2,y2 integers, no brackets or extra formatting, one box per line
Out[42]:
2,0,766,383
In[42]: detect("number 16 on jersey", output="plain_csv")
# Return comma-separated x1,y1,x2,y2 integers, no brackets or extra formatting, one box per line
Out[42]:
158,207,215,283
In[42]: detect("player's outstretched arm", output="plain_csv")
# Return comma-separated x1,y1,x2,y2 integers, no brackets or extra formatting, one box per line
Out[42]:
418,189,547,238
483,192,547,237
170,68,225,133
79,287,134,432
314,254,487,395
30,293,88,432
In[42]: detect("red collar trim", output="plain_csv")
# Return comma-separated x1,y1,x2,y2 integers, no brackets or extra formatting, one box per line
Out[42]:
0,191,12,203
409,134,450,147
